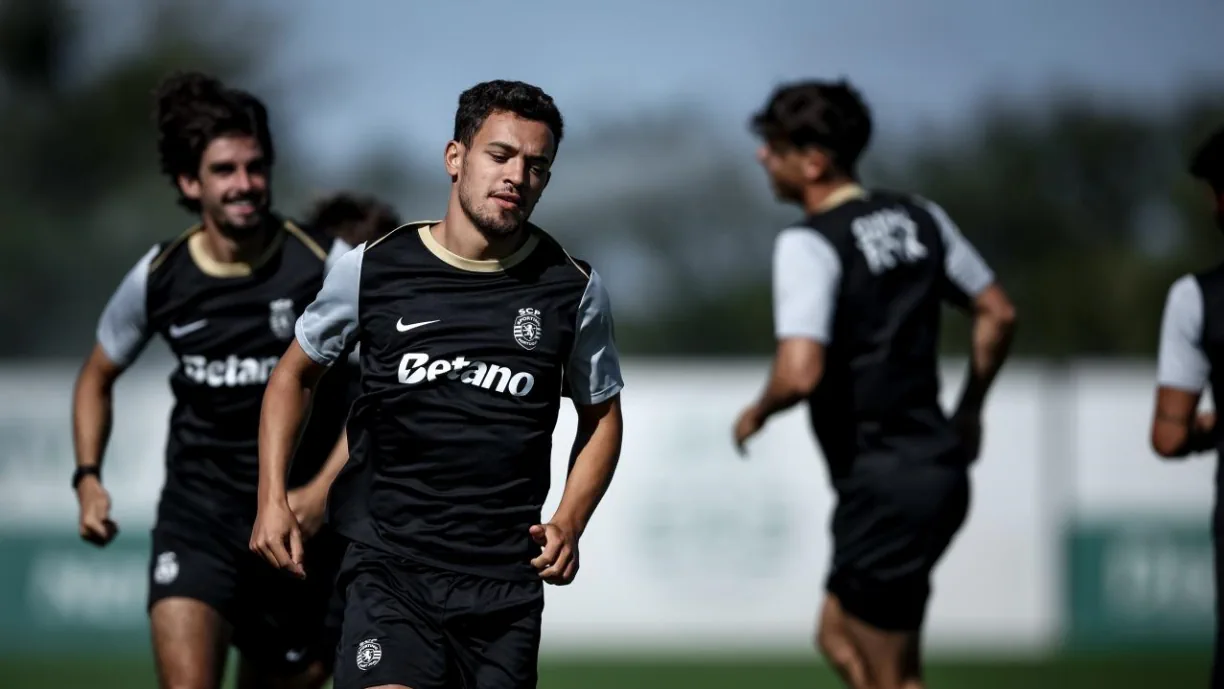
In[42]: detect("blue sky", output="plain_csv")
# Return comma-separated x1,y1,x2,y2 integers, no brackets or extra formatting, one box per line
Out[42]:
267,0,1224,169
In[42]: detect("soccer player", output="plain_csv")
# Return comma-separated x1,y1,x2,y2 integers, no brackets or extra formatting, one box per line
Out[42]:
732,79,1017,689
304,191,403,247
1150,124,1224,687
250,80,625,689
71,71,354,689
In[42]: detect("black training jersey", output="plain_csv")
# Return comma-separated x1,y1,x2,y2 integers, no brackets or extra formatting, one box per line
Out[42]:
770,185,996,480
95,218,356,528
295,221,624,581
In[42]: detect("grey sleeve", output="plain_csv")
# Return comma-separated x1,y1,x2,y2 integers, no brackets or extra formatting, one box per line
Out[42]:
772,228,841,343
295,242,364,366
566,269,625,405
919,198,995,298
324,238,353,276
1156,275,1209,392
96,245,158,367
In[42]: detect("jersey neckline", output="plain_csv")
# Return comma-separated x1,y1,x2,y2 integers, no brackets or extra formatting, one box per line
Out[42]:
416,223,540,273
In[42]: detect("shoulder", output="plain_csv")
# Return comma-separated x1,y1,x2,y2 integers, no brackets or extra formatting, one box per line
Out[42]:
773,225,841,265
364,220,434,255
526,224,596,284
282,218,333,262
147,224,201,274
1168,273,1204,306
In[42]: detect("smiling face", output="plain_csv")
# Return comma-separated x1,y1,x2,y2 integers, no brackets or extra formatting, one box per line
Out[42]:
177,134,271,238
447,110,555,237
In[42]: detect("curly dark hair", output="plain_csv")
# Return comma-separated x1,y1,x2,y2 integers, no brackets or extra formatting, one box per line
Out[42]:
750,78,873,177
304,192,402,245
153,71,275,212
1190,126,1224,190
453,80,564,154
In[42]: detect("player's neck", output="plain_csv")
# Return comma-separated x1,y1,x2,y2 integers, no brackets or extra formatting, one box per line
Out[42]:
433,213,529,262
802,179,863,215
198,216,277,266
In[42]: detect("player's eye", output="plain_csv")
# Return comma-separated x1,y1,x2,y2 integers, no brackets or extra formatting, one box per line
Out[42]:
488,153,509,163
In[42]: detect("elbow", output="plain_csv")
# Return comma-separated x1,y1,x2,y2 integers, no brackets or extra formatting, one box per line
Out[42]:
1150,427,1186,460
791,370,823,398
988,300,1018,335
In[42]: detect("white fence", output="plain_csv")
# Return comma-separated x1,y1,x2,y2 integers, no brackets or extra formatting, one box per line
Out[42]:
0,357,1213,656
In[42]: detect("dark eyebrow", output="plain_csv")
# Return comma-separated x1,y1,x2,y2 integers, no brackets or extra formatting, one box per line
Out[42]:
487,141,551,166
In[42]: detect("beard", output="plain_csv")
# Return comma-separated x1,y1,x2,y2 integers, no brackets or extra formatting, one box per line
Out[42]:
458,180,524,237
208,195,270,239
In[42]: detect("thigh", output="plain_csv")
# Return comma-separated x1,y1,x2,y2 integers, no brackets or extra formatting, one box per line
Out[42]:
446,576,544,689
827,465,969,631
148,522,242,624
331,543,451,689
150,596,232,689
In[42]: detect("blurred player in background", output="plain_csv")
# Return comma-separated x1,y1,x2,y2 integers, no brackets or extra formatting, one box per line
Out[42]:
304,190,403,247
733,79,1016,689
1150,124,1224,687
71,71,356,689
251,79,625,689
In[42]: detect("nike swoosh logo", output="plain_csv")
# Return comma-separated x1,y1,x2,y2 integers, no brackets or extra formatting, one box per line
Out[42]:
396,319,439,332
168,320,208,339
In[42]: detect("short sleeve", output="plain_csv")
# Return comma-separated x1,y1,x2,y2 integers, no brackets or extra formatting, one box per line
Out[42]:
96,245,158,367
772,228,841,343
1156,275,1209,392
917,197,995,299
324,238,353,276
566,269,624,405
295,243,363,366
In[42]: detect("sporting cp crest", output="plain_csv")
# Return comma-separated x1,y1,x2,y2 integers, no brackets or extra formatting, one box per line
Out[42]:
355,638,382,671
513,307,542,350
268,298,296,341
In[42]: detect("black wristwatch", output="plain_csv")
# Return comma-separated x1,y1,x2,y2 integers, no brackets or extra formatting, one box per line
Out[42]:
72,465,101,490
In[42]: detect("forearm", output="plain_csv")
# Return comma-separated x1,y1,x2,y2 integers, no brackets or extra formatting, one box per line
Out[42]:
72,369,113,472
552,415,622,537
958,312,1015,413
258,370,314,505
308,431,349,492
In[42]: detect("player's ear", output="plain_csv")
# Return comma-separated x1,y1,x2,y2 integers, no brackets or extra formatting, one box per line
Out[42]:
800,148,830,184
444,140,464,179
177,174,202,201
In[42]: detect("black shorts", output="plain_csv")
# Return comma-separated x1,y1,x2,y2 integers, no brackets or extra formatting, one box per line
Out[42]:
825,458,970,631
332,541,544,689
147,516,347,674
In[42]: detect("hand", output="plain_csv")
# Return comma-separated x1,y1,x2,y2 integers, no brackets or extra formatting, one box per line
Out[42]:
953,410,983,464
733,404,764,457
76,476,118,547
287,483,327,540
249,499,306,579
529,522,578,585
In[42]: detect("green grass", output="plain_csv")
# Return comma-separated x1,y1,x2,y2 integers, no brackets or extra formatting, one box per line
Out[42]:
0,652,1212,688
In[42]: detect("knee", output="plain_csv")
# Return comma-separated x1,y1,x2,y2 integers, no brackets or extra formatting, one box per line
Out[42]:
815,622,857,670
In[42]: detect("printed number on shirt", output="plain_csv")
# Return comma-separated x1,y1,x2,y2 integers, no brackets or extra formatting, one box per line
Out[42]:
852,208,927,275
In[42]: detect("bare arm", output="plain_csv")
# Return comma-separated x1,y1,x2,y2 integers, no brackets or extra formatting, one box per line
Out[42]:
531,266,625,585
72,246,156,546
920,197,1017,454
551,396,623,537
953,284,1017,418
258,341,331,507
735,228,835,453
736,339,825,454
1150,275,1214,458
72,345,124,480
251,243,363,574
